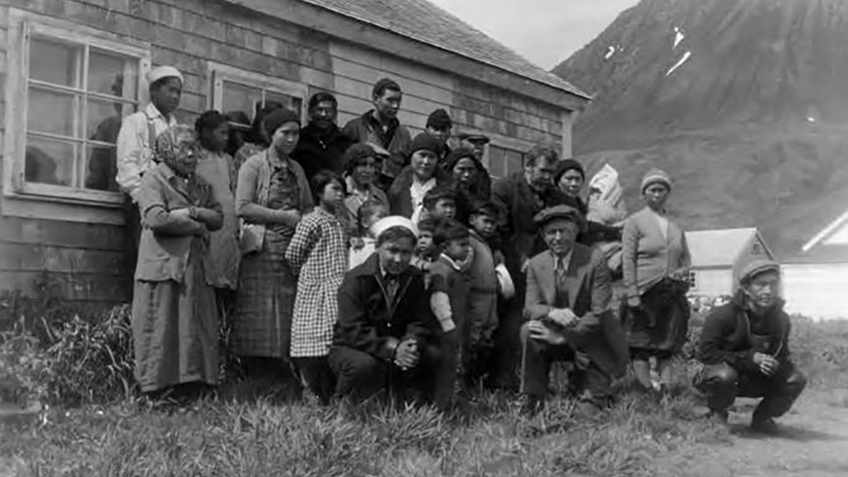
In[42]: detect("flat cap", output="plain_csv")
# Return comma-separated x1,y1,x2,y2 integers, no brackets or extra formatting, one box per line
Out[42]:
458,132,490,144
738,258,781,283
533,205,585,230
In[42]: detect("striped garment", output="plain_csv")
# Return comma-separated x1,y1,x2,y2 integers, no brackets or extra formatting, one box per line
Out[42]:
286,208,349,357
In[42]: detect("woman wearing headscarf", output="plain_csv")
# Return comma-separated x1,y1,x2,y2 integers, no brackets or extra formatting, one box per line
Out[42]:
622,168,692,393
444,146,490,223
233,101,284,172
553,159,622,247
233,108,313,387
131,124,223,399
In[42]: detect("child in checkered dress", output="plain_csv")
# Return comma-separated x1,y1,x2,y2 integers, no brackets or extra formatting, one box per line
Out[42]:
285,170,349,404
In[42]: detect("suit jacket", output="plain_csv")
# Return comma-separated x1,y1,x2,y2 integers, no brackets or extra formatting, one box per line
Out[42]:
333,254,436,361
524,243,629,378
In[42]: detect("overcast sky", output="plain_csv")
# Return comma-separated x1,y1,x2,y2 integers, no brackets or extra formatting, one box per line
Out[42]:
428,0,639,69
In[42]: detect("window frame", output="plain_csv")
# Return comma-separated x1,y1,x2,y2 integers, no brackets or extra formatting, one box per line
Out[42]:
207,62,308,129
486,140,530,179
4,10,151,207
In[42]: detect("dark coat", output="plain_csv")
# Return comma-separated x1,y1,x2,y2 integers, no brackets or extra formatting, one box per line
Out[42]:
292,123,353,180
524,244,629,378
492,173,570,286
333,254,436,360
387,166,454,218
342,110,412,181
697,292,792,373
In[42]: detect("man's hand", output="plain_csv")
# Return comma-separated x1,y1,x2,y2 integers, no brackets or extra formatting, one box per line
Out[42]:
753,352,779,376
527,320,566,345
548,308,578,327
627,296,642,309
520,256,530,273
394,339,420,370
350,236,365,250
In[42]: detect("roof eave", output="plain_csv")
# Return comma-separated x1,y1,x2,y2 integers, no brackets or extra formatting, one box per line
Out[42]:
225,0,591,111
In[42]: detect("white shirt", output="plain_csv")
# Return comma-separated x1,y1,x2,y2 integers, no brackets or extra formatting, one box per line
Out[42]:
115,103,177,202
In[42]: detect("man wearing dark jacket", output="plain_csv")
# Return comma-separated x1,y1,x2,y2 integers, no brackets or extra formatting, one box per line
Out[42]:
342,78,412,191
293,92,352,180
695,259,807,432
329,217,438,401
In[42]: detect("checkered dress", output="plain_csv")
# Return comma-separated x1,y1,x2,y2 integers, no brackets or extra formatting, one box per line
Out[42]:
286,208,349,358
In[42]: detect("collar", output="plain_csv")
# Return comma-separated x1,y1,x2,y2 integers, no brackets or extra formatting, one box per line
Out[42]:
303,122,340,139
646,206,667,217
551,248,574,270
346,175,372,195
365,109,398,130
266,149,289,169
144,103,175,124
412,174,436,188
439,253,462,271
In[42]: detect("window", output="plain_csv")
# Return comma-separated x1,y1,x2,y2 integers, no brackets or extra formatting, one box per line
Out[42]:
752,241,763,255
7,16,149,203
487,144,525,179
209,63,307,131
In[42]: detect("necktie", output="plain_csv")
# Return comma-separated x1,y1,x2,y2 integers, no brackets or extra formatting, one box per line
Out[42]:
385,275,399,307
556,258,567,285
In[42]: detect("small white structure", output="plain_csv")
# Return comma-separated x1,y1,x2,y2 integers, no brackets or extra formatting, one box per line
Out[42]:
685,228,774,297
782,210,848,320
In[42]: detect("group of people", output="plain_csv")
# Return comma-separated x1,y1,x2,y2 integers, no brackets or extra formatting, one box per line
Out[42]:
116,66,806,431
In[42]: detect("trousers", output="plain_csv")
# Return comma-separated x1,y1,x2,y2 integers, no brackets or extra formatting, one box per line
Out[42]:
695,361,807,418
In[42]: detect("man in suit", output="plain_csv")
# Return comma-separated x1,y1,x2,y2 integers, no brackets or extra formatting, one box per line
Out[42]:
329,216,439,402
490,144,570,389
519,205,629,414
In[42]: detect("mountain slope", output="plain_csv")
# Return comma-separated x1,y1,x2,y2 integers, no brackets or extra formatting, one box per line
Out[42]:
553,0,848,256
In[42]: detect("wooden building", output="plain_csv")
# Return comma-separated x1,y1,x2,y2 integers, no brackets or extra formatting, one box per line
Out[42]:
782,210,848,320
0,0,590,306
685,227,774,297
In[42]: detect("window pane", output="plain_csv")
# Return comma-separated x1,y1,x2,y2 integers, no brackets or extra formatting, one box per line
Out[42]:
86,98,131,144
489,147,506,178
89,48,138,99
29,37,82,87
25,135,76,187
27,88,78,137
266,90,301,114
84,144,118,192
505,150,523,176
222,81,262,121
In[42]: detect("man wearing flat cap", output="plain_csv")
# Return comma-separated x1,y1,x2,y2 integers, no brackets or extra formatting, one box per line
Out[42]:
343,78,412,191
519,205,628,414
115,65,183,267
695,259,807,433
457,132,490,163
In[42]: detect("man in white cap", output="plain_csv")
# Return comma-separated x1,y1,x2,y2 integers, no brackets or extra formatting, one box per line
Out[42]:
115,66,183,263
329,216,441,402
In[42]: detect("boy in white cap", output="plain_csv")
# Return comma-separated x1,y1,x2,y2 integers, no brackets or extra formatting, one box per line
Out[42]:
115,65,183,263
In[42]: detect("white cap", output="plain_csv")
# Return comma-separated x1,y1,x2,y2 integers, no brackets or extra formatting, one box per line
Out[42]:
370,216,417,241
148,66,183,85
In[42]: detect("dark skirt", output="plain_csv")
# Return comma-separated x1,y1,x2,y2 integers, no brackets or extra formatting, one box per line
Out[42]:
624,277,690,354
231,230,297,359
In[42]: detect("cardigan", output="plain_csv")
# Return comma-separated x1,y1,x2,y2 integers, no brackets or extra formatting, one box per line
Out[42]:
622,207,691,299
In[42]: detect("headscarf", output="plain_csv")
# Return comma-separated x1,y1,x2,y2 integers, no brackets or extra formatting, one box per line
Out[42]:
155,124,197,177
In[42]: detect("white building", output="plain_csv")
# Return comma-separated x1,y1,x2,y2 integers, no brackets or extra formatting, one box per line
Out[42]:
782,210,848,320
685,228,774,298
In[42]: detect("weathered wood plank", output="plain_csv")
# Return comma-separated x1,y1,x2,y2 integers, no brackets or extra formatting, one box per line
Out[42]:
0,270,131,302
0,244,128,275
0,216,126,251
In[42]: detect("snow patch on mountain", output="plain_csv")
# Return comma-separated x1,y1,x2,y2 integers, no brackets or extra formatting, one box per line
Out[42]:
673,26,685,49
666,51,691,75
605,46,617,59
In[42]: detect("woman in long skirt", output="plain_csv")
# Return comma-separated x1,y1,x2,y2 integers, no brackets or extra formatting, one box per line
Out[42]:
132,125,223,399
232,108,313,388
622,168,692,392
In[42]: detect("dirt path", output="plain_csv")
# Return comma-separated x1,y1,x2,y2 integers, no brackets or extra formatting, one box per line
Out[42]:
655,390,848,477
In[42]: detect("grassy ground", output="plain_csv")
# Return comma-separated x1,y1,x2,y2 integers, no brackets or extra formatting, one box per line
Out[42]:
1,317,846,477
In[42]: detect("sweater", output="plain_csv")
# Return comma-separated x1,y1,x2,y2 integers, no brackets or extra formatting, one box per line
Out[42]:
622,207,691,299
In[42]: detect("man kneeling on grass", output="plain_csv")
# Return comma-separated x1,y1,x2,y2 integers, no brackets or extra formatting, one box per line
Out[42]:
329,216,441,403
695,259,807,433
519,205,629,415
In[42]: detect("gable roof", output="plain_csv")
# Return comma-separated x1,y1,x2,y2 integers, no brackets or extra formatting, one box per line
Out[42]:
685,228,768,268
300,0,590,100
